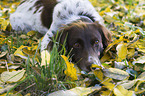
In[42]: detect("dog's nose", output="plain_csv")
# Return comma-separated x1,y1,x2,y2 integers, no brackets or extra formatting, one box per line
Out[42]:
88,56,103,67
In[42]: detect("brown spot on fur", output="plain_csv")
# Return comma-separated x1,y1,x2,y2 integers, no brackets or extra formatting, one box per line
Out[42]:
31,0,57,28
41,0,57,28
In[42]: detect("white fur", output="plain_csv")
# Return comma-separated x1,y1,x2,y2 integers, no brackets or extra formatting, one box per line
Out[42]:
10,0,48,34
10,0,104,51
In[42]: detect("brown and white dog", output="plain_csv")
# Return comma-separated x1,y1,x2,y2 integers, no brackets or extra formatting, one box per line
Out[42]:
10,0,112,71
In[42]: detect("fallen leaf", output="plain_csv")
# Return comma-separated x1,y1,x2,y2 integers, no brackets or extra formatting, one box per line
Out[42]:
103,68,129,80
89,0,98,6
14,45,29,59
41,50,50,66
101,90,113,96
48,86,101,96
137,72,145,79
121,79,138,89
134,80,145,92
102,78,115,90
114,61,127,69
27,30,37,36
132,56,145,65
1,70,25,83
22,47,36,56
116,43,127,62
0,84,15,94
127,48,135,58
92,64,104,81
61,55,78,81
113,85,135,96
48,90,77,96
0,51,8,58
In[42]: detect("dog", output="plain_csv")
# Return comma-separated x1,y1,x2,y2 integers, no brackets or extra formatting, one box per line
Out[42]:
10,0,112,71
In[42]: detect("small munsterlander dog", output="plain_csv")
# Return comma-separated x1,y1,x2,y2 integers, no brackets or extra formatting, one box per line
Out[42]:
10,0,112,71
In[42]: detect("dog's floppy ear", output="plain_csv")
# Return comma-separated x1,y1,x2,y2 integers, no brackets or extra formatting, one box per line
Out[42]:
47,30,68,51
95,22,112,49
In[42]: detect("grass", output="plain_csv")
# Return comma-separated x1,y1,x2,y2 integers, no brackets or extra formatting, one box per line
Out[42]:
7,32,76,96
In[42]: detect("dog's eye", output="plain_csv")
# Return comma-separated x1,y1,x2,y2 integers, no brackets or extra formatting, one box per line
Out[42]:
73,43,80,48
94,40,99,47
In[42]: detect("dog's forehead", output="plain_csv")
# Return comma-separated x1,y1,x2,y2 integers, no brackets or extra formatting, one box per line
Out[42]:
67,23,102,39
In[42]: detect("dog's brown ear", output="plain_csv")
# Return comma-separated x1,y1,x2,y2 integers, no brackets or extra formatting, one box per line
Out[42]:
47,30,68,51
95,22,112,49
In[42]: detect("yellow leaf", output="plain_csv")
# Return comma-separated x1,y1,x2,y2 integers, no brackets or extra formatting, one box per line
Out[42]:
91,64,102,69
105,36,124,52
1,70,25,83
0,18,4,24
135,89,145,95
32,45,38,50
101,90,113,96
14,45,28,59
135,29,140,33
27,30,37,36
61,55,78,81
22,47,36,56
102,78,115,90
10,6,16,13
41,50,50,66
143,19,145,25
20,34,28,39
114,22,124,26
105,6,111,12
24,93,31,96
0,92,22,96
116,43,127,62
134,80,145,92
94,70,104,81
113,85,135,96
92,64,104,81
89,0,98,6
100,53,111,63
136,40,145,53
99,11,105,16
1,19,10,31
14,45,38,59
104,15,115,23
127,48,135,58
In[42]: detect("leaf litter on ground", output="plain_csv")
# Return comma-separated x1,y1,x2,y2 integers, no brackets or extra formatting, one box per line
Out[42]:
0,0,145,95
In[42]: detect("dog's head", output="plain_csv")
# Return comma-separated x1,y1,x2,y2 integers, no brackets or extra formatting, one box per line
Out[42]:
49,21,112,72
